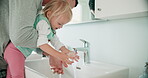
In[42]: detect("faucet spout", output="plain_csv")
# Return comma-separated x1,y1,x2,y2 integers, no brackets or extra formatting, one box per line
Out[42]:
74,39,90,64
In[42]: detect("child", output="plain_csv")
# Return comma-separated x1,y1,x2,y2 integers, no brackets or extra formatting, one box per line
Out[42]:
4,0,79,78
34,0,79,64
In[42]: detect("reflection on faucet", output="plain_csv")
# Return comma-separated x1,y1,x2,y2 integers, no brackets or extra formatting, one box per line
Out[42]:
73,39,90,64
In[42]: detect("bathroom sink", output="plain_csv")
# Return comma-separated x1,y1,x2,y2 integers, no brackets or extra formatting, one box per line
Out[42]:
63,61,129,78
25,51,42,61
61,61,129,78
25,58,58,78
25,58,129,78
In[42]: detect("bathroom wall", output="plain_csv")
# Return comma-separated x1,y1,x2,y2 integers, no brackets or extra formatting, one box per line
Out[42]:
56,17,148,78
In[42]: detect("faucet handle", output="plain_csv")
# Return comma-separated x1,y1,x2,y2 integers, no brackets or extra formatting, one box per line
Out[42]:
79,39,89,47
79,39,89,43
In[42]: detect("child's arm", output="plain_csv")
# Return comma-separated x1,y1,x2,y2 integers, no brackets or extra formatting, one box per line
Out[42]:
36,20,73,64
39,44,73,65
60,46,79,62
50,35,79,61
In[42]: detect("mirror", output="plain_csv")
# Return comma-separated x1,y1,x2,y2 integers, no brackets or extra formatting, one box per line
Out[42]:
68,0,96,24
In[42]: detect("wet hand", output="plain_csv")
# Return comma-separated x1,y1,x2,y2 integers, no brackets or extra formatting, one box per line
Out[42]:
49,55,64,74
67,51,79,62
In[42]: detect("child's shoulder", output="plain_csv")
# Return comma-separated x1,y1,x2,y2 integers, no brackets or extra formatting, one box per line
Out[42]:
36,14,49,23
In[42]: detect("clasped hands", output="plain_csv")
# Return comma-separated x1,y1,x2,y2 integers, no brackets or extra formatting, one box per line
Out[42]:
43,51,79,74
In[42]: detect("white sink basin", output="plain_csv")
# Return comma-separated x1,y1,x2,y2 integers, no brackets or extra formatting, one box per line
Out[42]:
63,61,129,78
25,58,129,78
26,52,42,61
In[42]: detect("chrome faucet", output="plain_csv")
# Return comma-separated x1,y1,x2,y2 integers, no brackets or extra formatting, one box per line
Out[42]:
73,39,90,64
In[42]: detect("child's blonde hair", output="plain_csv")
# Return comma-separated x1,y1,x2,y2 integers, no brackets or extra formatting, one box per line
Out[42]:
43,0,72,21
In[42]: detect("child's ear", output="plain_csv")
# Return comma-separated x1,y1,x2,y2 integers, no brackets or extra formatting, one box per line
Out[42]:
46,11,51,19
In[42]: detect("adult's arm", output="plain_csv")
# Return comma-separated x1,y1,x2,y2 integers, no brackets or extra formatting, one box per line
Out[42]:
9,0,42,48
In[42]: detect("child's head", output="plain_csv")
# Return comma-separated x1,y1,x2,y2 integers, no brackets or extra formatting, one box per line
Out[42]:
43,0,72,30
42,0,78,8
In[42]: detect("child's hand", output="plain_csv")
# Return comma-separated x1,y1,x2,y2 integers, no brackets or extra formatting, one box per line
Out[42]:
57,52,74,65
59,46,79,64
66,51,79,62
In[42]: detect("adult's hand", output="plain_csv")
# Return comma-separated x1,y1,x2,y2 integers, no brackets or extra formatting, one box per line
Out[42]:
42,52,70,74
49,55,69,74
42,52,63,74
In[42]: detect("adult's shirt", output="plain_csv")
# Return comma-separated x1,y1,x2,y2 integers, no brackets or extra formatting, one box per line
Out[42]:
0,0,42,56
